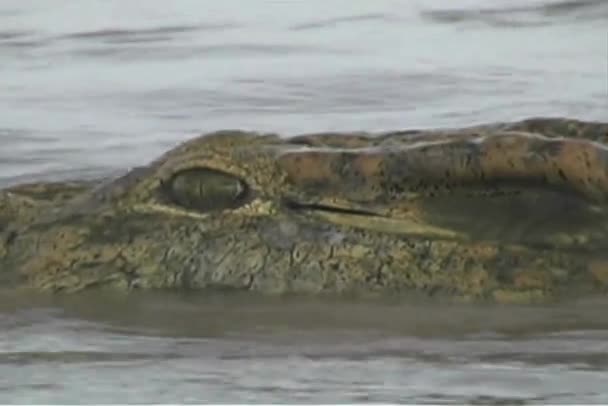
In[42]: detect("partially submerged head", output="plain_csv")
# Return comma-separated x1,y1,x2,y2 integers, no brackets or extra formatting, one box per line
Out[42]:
2,118,608,302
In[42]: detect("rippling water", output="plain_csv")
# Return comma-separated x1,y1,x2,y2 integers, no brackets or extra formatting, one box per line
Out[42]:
1,0,607,402
3,292,608,403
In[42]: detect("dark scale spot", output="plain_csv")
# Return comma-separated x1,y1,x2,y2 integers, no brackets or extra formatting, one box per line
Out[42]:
4,230,17,247
558,168,568,181
464,154,472,168
584,154,592,169
179,259,196,289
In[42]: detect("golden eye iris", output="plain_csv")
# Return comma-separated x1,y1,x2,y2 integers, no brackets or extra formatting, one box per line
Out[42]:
165,168,248,212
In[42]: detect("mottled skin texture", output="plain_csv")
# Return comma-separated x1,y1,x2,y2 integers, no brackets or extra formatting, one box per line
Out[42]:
2,117,608,303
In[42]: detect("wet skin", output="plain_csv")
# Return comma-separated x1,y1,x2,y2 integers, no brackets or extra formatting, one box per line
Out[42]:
1,117,608,303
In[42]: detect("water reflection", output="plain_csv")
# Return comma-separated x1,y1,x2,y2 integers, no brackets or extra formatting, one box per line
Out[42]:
1,291,608,402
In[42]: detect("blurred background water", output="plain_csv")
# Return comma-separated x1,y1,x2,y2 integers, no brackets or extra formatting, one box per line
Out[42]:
0,0,607,403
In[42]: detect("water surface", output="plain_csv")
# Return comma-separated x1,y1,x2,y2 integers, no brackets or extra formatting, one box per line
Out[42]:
0,0,607,403
3,292,608,403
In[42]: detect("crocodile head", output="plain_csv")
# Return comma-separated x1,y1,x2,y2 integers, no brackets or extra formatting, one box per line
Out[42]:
2,118,608,303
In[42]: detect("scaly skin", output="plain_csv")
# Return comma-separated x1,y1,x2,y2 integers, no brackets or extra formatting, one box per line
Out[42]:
1,117,608,303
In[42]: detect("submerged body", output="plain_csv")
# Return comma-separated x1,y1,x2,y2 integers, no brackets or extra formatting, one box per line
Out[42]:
1,117,608,303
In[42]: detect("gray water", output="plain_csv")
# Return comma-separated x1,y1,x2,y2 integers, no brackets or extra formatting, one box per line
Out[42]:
1,0,607,403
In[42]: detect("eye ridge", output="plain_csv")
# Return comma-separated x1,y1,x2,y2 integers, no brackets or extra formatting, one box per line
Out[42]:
163,168,250,212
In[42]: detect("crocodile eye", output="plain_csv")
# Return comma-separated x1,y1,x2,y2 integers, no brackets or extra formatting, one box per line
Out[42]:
164,168,248,212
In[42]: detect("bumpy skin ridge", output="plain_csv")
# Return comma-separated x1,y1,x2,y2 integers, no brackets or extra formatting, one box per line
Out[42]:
1,117,608,303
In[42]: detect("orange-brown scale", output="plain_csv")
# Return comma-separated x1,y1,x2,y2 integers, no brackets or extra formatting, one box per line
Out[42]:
475,134,608,202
